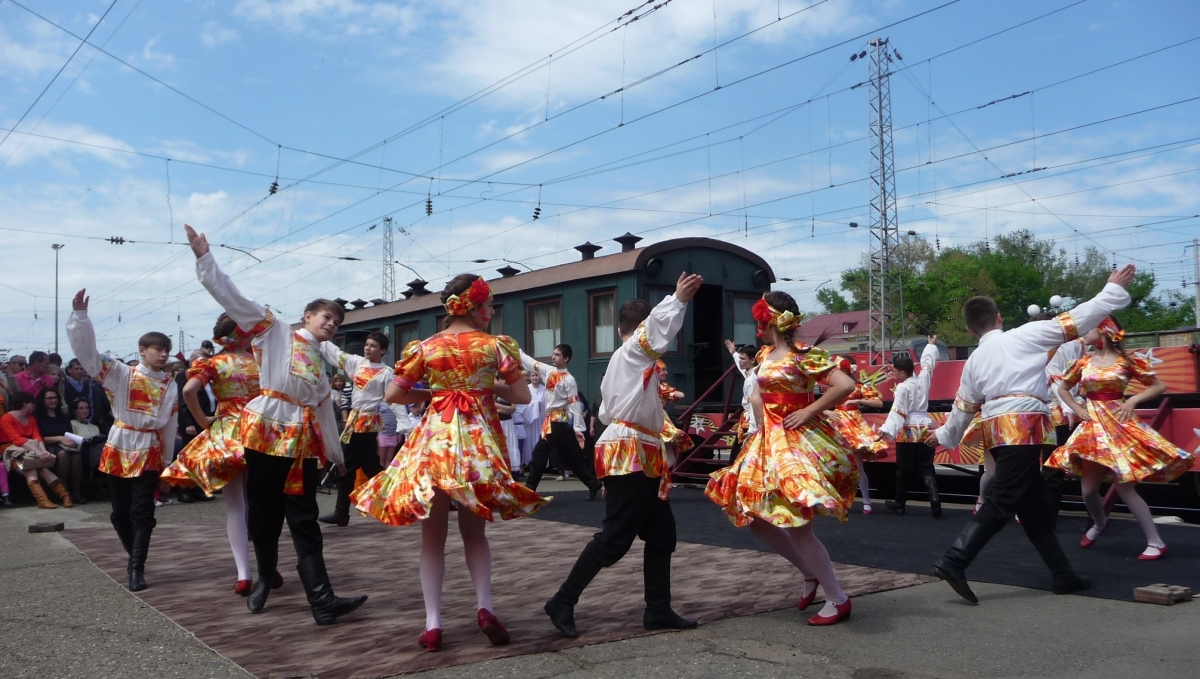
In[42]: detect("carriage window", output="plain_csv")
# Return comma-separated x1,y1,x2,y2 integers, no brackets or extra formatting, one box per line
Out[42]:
394,322,421,348
590,291,616,356
732,295,757,347
527,299,562,359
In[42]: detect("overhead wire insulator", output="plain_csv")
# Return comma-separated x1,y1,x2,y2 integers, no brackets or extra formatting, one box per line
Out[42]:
532,206,541,220
425,196,433,216
269,181,279,195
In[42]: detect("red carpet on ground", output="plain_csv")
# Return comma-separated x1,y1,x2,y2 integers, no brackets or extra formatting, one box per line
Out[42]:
64,517,933,678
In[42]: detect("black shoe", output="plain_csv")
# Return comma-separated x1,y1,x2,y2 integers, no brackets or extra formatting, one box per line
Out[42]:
0,494,11,506
318,512,349,527
247,578,270,613
930,500,942,518
297,555,367,625
177,490,196,503
932,560,977,604
1052,573,1091,595
643,607,698,630
128,569,146,592
587,483,601,501
194,491,214,502
127,529,151,592
544,596,578,638
885,500,905,516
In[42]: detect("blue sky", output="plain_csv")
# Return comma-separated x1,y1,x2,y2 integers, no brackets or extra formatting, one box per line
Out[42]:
1,0,1197,358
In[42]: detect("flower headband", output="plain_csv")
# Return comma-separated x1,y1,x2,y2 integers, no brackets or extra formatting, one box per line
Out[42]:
213,326,249,349
1097,316,1124,344
444,277,492,316
751,296,802,336
837,356,856,374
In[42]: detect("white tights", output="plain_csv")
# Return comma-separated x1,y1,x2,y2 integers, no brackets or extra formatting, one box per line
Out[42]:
420,490,493,630
853,451,871,505
224,473,252,581
749,519,847,616
1079,461,1164,548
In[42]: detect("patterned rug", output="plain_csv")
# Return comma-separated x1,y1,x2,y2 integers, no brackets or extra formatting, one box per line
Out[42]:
63,518,933,678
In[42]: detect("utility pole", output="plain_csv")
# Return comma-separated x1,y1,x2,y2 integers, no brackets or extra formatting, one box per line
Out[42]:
382,216,395,302
51,244,65,353
866,38,902,365
1193,238,1199,329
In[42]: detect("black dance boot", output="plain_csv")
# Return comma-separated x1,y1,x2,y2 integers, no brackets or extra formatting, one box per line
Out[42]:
642,552,698,631
925,472,942,518
932,516,1006,604
297,555,368,625
127,529,151,592
545,554,604,638
1023,519,1091,595
248,540,279,613
114,524,134,556
884,500,905,515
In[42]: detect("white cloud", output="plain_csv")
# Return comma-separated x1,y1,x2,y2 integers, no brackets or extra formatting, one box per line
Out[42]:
0,21,74,79
0,121,135,168
137,38,175,69
233,0,419,35
201,22,241,47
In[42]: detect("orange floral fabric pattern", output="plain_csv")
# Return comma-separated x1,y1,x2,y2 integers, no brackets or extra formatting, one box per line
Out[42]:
827,383,886,459
352,331,549,525
706,346,858,528
162,352,261,495
1046,355,1192,483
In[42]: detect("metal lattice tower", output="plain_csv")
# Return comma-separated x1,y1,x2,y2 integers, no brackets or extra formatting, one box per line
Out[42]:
867,37,903,366
382,216,395,302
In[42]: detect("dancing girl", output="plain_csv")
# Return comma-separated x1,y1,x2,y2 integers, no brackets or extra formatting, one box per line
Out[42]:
705,292,857,626
1045,316,1192,560
352,274,547,651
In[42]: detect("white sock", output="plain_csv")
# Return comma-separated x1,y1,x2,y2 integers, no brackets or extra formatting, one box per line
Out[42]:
749,519,817,582
788,525,847,616
458,508,493,613
224,473,252,581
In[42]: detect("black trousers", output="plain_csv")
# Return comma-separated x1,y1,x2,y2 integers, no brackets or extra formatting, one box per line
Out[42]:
333,432,384,516
245,449,324,579
525,422,599,491
560,472,677,606
893,442,936,506
107,470,159,541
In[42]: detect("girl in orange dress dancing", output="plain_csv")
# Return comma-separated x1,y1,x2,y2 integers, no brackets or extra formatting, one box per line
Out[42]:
823,356,886,514
352,274,548,651
1045,316,1192,560
705,292,857,626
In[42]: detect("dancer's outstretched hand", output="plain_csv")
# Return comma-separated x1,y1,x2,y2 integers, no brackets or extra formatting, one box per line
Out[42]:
185,224,210,258
72,289,89,311
1107,264,1135,288
674,272,704,303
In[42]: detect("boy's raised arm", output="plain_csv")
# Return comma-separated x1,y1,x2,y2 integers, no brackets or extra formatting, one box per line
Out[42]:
186,224,267,331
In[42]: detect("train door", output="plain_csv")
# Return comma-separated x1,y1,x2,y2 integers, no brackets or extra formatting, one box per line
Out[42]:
691,284,725,402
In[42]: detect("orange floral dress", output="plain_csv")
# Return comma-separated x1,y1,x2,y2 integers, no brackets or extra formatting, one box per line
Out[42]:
162,352,261,495
705,346,858,528
824,383,887,460
352,331,549,525
655,361,694,456
1045,354,1192,483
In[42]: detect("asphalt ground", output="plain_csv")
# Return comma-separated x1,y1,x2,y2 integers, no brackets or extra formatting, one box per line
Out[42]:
2,478,1198,679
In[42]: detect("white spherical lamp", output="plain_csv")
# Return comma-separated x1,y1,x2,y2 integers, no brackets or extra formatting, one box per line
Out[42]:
1049,295,1064,309
1027,304,1041,317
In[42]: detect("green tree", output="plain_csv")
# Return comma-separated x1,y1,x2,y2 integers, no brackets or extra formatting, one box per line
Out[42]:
816,287,854,314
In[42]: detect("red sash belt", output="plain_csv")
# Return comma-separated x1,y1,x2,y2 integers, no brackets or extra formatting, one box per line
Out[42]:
613,419,661,438
432,390,490,423
1087,391,1125,401
761,392,814,407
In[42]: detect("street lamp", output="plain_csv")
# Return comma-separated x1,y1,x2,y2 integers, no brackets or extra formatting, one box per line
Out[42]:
51,244,65,353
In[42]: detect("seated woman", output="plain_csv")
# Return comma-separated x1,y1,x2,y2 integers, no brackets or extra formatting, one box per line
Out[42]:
70,398,104,503
37,388,85,505
1,392,73,508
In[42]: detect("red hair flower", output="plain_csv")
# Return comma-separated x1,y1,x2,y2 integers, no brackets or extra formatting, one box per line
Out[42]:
444,277,492,316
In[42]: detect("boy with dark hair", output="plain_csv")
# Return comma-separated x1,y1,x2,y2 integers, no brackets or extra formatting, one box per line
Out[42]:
520,343,603,498
928,265,1135,603
878,336,940,517
186,225,366,625
68,291,178,591
545,272,703,639
318,330,391,527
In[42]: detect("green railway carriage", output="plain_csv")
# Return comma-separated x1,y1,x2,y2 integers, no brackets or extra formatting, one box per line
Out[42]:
331,235,775,407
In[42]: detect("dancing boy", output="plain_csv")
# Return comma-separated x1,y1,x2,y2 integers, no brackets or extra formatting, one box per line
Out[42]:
879,337,940,517
544,272,703,638
318,332,391,527
520,344,602,498
185,225,367,625
928,265,1135,603
68,290,178,592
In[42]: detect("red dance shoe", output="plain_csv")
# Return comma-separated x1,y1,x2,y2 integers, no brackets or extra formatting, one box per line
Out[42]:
478,608,511,645
1080,522,1107,549
418,628,442,651
807,598,852,626
796,579,820,611
1138,544,1167,561
233,579,252,596
271,570,284,589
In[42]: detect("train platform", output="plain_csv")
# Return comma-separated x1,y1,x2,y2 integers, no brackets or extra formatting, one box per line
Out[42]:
2,482,1197,679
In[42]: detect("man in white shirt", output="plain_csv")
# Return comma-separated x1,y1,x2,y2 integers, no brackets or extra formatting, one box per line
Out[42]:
928,265,1134,604
520,345,602,499
878,339,941,517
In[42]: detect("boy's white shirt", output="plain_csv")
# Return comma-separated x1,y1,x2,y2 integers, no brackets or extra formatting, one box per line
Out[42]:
519,352,585,433
318,343,389,414
880,343,939,440
1046,339,1086,411
937,282,1131,449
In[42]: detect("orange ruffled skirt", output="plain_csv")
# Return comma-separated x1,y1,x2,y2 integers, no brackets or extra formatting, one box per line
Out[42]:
1045,399,1193,484
352,406,548,525
825,409,887,460
705,418,858,528
161,413,247,495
